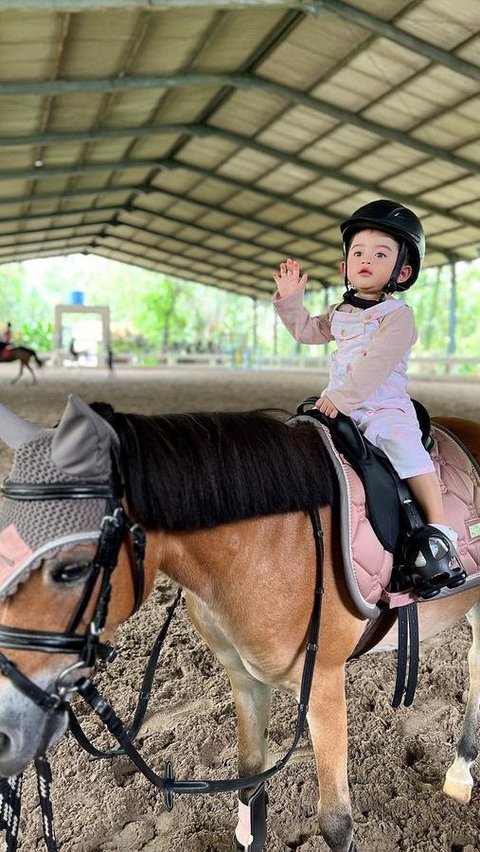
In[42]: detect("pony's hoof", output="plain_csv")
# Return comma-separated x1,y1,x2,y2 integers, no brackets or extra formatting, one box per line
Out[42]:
443,775,473,805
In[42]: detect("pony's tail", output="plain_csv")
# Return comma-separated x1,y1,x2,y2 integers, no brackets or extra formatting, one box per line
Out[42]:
33,352,44,367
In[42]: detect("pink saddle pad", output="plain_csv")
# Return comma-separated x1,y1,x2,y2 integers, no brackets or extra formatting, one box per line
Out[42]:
297,418,480,618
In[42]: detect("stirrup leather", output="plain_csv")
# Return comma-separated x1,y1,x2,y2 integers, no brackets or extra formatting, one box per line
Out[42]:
400,525,467,599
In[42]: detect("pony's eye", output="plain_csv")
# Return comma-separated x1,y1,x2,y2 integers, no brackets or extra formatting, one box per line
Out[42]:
50,561,92,585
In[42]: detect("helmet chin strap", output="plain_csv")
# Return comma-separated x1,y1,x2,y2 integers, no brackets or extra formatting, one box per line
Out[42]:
382,242,408,294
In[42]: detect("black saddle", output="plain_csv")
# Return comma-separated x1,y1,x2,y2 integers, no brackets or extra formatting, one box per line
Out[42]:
296,396,431,555
297,396,467,600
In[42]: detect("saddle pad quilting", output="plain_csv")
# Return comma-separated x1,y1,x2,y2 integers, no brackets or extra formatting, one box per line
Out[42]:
295,417,480,618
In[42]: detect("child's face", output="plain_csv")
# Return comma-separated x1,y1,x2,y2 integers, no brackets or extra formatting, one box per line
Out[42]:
341,228,412,298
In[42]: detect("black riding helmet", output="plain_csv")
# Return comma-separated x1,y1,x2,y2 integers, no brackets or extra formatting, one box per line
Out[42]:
340,199,426,293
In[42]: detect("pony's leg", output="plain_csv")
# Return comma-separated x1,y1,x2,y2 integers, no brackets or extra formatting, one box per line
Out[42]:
308,670,355,852
185,596,271,851
227,668,271,852
10,362,22,385
25,361,36,384
443,599,480,804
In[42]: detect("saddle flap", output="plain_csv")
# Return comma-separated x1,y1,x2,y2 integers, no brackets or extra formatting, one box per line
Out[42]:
292,415,480,619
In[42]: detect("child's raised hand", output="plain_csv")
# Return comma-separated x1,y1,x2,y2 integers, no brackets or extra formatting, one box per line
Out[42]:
273,258,308,297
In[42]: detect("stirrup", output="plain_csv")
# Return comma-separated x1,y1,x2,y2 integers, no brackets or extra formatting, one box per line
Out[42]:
400,526,467,600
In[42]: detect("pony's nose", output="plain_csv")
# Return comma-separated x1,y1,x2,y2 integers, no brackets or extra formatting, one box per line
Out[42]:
0,732,11,753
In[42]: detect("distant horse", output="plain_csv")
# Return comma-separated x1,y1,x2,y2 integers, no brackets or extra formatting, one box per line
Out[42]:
0,345,44,384
0,396,478,852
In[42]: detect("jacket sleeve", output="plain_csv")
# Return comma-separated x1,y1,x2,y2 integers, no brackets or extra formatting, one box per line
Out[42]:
326,306,418,414
273,289,334,344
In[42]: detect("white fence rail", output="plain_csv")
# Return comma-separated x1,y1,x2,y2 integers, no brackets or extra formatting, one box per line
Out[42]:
155,352,480,380
46,350,480,380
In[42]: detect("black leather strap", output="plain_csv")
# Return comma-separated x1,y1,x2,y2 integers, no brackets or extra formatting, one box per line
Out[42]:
1,481,112,500
392,603,419,707
69,507,325,809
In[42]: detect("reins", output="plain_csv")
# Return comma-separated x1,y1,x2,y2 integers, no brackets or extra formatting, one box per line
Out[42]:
67,506,324,808
0,466,325,851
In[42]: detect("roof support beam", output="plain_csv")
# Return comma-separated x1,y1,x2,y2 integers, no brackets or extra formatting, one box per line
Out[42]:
0,166,461,265
0,222,108,243
0,159,164,182
107,221,279,287
0,204,299,256
0,217,280,293
0,0,309,8
0,110,480,178
161,154,480,232
0,204,118,226
0,0,478,94
314,0,480,84
0,76,478,176
0,235,92,255
0,231,98,249
0,186,141,208
0,129,478,231
0,248,81,266
0,196,463,270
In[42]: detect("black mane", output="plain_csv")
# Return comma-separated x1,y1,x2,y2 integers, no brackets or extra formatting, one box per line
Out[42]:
91,404,334,531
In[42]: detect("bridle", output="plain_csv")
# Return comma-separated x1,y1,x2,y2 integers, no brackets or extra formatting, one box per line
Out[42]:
0,477,146,711
0,468,325,847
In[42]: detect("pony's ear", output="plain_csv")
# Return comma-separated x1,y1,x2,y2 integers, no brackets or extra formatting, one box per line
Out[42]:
0,402,43,449
51,394,118,481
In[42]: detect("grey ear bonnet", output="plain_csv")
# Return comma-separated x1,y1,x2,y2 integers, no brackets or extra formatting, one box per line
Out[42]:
0,395,120,598
0,429,111,553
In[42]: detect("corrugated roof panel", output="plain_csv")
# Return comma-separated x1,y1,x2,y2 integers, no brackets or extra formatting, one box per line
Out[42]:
62,11,149,77
258,14,368,90
302,125,380,168
192,7,286,73
176,135,240,169
0,11,61,79
48,92,112,131
130,8,216,75
0,1,478,295
212,149,280,184
210,90,289,137
400,0,479,46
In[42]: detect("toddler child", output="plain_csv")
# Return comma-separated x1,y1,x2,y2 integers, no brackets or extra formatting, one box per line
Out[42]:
273,199,464,591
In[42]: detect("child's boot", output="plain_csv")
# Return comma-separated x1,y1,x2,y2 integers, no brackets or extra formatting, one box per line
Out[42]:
402,523,467,599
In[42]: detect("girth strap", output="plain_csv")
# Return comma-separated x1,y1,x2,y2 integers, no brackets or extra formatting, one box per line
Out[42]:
347,608,398,661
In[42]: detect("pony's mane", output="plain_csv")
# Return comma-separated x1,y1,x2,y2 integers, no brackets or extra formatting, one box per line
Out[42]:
91,403,335,531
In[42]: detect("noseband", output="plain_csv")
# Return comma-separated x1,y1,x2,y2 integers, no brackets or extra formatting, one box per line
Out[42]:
0,472,325,847
0,478,146,710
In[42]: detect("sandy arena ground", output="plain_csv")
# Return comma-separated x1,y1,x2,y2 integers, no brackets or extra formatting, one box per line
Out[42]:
0,363,479,852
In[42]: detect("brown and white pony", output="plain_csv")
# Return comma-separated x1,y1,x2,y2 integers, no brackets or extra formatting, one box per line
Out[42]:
0,395,478,852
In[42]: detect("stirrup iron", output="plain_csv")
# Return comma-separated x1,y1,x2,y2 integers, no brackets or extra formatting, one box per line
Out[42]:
400,525,467,600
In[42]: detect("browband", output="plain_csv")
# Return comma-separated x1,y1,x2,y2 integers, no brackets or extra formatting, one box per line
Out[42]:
1,480,113,501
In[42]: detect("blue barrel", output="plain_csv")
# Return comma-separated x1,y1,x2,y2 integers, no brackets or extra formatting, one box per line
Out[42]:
69,291,85,306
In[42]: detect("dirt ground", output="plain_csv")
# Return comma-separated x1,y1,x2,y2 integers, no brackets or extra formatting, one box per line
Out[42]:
0,364,479,852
